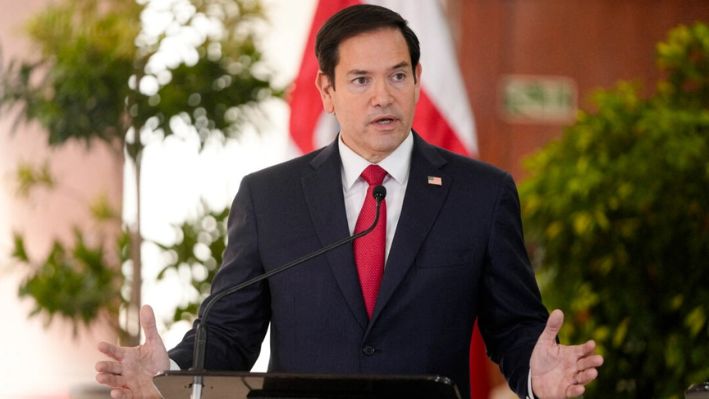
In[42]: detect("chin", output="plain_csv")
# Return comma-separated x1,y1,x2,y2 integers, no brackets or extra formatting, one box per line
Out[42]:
371,135,406,153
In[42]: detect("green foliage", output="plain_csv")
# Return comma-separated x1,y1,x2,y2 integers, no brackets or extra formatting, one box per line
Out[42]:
12,229,126,335
0,0,280,336
89,193,122,222
15,161,55,197
153,201,229,323
520,23,709,398
657,23,709,107
10,158,129,337
0,0,281,153
0,0,139,146
132,0,282,149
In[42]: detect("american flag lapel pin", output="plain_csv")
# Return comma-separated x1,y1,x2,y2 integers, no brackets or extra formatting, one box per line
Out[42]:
427,176,443,186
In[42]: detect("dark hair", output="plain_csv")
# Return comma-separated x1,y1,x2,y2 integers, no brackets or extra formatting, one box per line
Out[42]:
315,4,420,87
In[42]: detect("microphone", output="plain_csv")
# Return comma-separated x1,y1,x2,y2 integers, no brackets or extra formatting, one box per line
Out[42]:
373,185,386,202
189,185,387,399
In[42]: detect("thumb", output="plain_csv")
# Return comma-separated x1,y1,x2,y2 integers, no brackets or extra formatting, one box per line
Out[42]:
539,309,564,344
140,304,160,344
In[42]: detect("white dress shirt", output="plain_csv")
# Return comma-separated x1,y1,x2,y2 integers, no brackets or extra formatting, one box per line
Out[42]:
338,132,413,263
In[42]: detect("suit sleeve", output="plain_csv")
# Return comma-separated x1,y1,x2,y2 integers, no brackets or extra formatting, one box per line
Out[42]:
477,173,548,398
168,175,271,370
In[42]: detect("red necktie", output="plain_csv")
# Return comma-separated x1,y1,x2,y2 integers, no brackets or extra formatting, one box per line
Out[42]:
354,165,387,318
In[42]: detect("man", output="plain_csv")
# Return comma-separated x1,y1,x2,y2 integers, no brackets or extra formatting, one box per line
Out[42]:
96,5,603,399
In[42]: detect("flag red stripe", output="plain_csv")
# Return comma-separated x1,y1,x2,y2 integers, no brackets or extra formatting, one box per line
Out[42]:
470,322,492,398
413,90,470,156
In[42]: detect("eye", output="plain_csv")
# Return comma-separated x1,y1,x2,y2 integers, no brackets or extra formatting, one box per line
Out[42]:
392,72,407,82
352,76,370,86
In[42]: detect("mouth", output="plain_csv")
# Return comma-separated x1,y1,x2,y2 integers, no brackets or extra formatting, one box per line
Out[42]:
370,115,399,126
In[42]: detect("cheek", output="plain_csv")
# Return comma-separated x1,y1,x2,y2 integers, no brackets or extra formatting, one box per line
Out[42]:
333,97,362,121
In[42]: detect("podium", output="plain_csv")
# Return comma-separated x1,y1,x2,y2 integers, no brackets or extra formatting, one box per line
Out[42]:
153,371,462,399
686,382,709,399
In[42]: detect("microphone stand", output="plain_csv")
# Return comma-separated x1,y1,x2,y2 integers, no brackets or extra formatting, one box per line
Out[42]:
190,186,386,399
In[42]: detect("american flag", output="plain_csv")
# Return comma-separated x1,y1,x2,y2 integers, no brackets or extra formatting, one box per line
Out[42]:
427,176,443,186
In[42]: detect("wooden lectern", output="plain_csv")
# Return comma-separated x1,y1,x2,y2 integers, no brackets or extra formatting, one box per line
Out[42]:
154,371,462,399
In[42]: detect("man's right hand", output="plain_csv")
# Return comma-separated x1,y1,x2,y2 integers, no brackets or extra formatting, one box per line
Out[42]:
95,305,170,399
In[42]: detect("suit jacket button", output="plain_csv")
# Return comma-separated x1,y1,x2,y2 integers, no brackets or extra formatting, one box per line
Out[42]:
362,345,376,356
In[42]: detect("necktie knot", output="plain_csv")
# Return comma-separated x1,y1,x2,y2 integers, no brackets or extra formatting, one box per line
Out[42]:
361,164,387,186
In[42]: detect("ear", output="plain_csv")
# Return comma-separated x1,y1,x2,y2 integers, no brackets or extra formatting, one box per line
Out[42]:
315,71,335,113
414,63,422,103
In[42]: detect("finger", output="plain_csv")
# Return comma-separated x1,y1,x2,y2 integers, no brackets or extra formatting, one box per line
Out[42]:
98,341,124,361
140,305,160,344
539,309,564,344
95,360,122,375
111,388,131,399
575,367,599,385
96,371,125,387
566,384,585,398
574,339,597,356
578,354,604,370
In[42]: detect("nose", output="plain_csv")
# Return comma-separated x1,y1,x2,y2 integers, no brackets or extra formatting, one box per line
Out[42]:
371,80,393,108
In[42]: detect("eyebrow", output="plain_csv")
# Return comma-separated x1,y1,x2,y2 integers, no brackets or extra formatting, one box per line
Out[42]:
390,61,410,71
346,61,411,76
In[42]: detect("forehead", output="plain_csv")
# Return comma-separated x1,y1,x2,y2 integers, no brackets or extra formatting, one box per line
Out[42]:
335,28,410,71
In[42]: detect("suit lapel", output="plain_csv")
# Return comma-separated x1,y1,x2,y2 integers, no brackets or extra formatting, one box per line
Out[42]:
368,134,451,328
301,141,369,330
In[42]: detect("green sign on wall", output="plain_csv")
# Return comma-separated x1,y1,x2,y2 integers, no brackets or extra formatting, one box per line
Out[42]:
501,75,577,123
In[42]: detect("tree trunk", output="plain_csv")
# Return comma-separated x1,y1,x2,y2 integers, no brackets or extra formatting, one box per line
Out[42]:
125,152,143,345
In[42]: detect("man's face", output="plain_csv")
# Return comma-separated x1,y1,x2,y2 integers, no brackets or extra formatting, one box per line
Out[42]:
316,28,422,163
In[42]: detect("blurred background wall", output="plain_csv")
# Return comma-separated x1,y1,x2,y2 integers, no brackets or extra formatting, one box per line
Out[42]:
446,0,709,178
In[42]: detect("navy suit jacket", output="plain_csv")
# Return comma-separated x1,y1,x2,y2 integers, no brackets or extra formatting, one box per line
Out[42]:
170,133,548,398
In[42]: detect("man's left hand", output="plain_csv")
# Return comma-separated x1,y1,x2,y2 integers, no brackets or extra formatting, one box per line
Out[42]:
530,309,604,399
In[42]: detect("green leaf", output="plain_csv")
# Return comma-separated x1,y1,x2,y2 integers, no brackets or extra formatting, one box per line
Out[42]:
11,233,30,263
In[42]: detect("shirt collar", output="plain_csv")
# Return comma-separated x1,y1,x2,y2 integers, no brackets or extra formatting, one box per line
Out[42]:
338,132,413,190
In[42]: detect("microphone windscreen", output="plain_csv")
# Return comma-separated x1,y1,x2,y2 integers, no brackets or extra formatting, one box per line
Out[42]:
373,185,386,201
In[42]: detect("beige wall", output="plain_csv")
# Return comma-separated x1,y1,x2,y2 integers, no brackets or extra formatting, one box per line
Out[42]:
0,0,123,396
